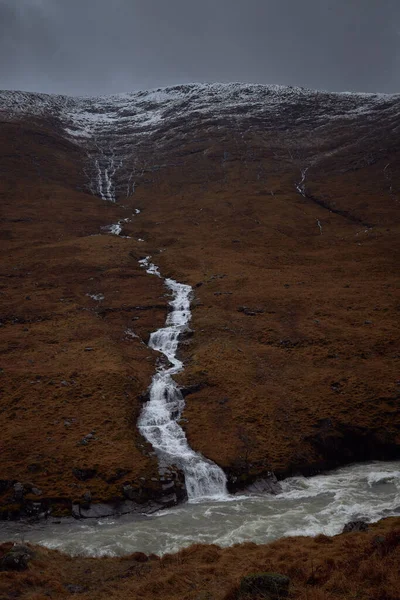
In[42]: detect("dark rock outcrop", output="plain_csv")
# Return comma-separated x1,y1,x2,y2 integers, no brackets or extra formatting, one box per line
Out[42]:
0,544,34,571
244,473,282,495
72,468,97,482
238,572,290,598
343,520,369,533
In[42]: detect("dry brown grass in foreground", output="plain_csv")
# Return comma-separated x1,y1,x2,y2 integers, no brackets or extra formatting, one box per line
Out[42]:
0,517,399,599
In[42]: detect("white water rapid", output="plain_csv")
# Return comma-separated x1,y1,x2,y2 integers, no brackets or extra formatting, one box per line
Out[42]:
1,460,399,557
138,257,228,501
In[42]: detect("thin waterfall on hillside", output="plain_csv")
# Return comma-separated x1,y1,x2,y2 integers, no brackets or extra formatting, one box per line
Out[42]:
87,144,122,202
138,257,228,501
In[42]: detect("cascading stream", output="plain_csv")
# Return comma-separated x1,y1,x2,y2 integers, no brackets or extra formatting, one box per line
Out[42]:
90,147,226,500
138,257,228,501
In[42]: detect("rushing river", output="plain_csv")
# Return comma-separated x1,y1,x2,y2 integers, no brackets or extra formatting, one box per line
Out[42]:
0,460,399,557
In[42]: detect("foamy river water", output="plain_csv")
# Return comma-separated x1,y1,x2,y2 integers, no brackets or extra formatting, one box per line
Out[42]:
1,460,399,557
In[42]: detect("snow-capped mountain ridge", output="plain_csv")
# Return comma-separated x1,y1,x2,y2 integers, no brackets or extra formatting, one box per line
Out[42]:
1,83,399,202
1,82,398,129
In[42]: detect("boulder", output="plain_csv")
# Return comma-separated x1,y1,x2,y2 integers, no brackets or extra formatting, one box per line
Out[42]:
81,491,92,509
245,473,282,495
0,544,34,571
13,482,24,501
159,492,178,507
72,468,96,481
342,520,369,533
74,500,142,519
75,503,115,519
122,484,139,501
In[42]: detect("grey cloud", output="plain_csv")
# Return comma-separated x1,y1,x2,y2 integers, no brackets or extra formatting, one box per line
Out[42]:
0,0,399,96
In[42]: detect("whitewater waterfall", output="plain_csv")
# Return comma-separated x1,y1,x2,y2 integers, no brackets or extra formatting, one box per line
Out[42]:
138,257,227,501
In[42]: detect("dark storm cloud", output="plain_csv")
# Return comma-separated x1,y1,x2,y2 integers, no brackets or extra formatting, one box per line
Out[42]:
0,0,399,95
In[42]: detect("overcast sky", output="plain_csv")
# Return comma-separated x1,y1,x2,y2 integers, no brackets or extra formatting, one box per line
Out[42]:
0,0,399,96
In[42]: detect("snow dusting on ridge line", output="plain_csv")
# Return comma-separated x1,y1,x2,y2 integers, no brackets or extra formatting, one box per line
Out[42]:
1,83,399,136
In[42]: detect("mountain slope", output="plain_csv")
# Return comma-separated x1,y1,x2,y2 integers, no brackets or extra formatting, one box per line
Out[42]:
0,83,399,516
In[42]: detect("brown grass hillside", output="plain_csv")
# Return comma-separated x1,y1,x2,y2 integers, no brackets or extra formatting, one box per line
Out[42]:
0,120,169,514
0,87,399,514
1,517,399,599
